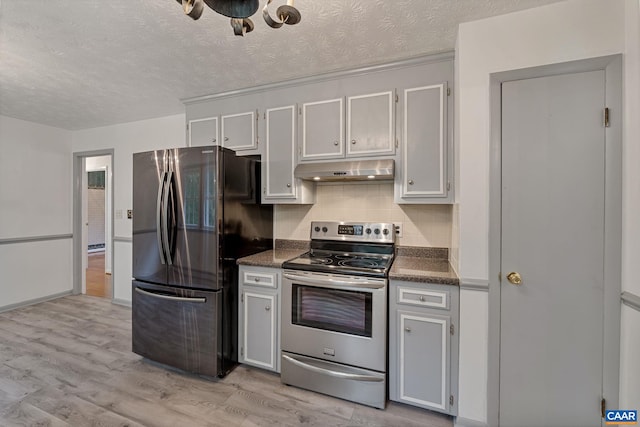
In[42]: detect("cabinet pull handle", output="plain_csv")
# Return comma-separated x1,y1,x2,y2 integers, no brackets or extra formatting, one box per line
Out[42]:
408,179,414,185
351,139,356,145
254,277,260,282
419,296,425,302
286,183,291,188
333,141,339,146
405,327,411,332
265,306,271,311
212,138,216,143
224,137,229,142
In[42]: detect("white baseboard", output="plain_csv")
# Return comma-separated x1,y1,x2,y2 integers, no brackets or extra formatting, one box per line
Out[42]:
455,417,488,427
112,298,132,308
0,290,73,313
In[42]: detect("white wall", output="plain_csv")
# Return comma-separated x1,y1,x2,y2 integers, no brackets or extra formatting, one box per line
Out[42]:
71,114,186,303
456,0,635,424
0,115,73,309
620,0,640,411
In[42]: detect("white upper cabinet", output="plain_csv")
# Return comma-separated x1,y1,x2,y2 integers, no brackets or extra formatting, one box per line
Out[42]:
301,98,344,160
222,111,257,151
347,91,395,157
188,117,218,147
300,92,396,162
396,82,451,203
263,105,314,204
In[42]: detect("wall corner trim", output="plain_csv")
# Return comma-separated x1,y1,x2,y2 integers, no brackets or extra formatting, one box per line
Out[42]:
459,278,490,291
621,291,640,312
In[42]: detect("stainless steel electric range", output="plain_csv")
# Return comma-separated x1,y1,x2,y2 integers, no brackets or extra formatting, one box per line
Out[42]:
281,221,395,409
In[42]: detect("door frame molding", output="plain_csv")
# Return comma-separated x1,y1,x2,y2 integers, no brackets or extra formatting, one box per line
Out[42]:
487,54,622,427
72,149,115,298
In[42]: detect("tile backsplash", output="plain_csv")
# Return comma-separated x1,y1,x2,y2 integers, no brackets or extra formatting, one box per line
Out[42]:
275,183,452,248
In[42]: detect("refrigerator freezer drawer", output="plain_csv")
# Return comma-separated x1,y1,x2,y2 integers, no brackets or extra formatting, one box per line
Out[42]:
132,281,223,377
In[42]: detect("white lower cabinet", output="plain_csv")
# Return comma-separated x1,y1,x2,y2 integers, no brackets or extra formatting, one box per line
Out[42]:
389,280,459,415
238,266,280,373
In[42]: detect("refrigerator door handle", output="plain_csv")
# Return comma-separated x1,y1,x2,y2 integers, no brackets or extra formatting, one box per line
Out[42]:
134,287,206,303
166,171,177,265
156,172,167,265
161,171,173,265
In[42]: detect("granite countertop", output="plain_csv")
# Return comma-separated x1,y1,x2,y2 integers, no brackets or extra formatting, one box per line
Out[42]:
236,240,308,268
237,241,459,286
388,247,459,286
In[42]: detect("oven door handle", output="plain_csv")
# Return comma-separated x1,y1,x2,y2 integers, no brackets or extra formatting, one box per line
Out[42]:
283,273,385,290
282,355,384,382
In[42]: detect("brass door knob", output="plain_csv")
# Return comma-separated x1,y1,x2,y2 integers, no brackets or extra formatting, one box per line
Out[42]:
507,272,522,285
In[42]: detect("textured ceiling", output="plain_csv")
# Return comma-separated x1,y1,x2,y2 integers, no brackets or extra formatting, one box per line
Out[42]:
0,0,566,130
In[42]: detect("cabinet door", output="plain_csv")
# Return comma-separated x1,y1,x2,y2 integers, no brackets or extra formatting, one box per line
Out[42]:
301,98,344,160
402,84,447,198
396,310,450,412
241,291,277,371
222,111,257,151
265,105,296,200
188,117,218,147
347,91,394,157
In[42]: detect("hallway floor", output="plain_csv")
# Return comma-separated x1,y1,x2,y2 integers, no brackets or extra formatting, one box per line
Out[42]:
86,252,112,299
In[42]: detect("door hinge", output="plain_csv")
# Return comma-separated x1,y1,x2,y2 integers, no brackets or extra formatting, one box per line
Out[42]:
240,347,243,357
447,181,451,192
450,324,455,335
447,87,451,97
450,395,454,406
601,398,606,418
264,112,266,120
604,108,610,127
395,137,399,148
186,123,189,130
299,107,302,115
241,293,244,303
498,272,502,282
395,94,399,103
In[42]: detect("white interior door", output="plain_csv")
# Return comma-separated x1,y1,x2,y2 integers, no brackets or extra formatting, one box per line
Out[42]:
500,70,606,426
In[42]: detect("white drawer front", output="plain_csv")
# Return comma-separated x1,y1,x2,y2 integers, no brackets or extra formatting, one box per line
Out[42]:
397,287,449,310
242,271,277,288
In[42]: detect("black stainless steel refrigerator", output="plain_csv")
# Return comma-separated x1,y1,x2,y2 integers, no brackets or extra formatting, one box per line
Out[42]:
132,146,273,378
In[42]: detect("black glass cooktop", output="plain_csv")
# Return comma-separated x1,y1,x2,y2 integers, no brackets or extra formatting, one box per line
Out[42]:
283,249,394,278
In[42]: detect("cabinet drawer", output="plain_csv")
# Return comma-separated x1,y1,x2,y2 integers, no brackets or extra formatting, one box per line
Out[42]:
242,271,278,288
397,287,449,310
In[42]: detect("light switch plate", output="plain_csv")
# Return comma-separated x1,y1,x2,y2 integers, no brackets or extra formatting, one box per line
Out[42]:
127,209,133,219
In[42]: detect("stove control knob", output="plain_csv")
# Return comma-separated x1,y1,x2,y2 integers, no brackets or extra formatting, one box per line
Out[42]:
322,227,328,233
314,226,320,232
374,228,380,235
365,228,372,234
383,228,389,235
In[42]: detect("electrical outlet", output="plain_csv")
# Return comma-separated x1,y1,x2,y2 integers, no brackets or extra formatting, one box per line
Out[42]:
395,223,403,237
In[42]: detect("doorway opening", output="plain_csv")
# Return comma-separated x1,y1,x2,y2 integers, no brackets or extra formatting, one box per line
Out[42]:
73,150,114,300
85,158,112,298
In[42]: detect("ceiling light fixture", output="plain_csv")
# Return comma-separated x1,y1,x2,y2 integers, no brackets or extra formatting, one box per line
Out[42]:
178,0,301,36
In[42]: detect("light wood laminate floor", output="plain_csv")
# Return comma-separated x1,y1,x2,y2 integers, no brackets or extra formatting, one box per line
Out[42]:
0,296,453,426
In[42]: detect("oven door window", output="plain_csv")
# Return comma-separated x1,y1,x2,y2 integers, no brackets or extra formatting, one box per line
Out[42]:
291,284,372,337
